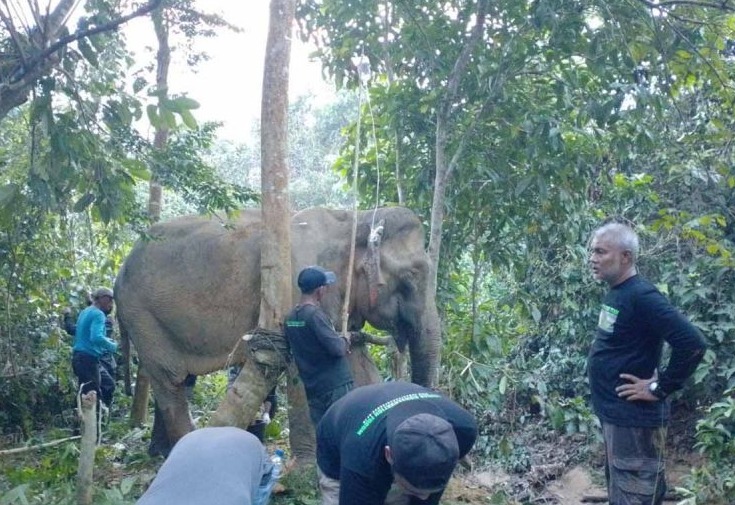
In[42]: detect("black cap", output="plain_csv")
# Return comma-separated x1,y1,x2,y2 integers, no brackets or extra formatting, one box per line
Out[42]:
297,266,336,293
388,413,459,491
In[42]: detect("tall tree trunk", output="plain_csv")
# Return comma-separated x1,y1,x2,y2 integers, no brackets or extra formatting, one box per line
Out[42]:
130,7,170,428
210,0,296,447
427,0,489,296
258,0,293,331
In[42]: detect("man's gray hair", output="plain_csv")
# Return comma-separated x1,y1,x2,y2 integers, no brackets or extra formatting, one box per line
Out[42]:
594,222,640,261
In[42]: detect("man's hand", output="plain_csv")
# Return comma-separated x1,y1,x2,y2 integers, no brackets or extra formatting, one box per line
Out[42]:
616,373,658,402
341,334,352,353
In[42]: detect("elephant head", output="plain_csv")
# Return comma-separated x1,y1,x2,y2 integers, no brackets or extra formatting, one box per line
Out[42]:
289,206,441,386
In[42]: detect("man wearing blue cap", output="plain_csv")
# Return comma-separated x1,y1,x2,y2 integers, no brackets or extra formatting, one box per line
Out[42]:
316,381,477,505
286,266,354,426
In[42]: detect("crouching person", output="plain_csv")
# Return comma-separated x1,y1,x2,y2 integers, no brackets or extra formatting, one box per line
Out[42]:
137,427,278,505
316,382,477,505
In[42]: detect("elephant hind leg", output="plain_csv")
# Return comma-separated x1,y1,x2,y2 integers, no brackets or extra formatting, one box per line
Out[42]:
148,375,195,456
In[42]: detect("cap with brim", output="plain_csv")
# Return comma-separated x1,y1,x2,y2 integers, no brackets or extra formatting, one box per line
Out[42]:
387,413,459,491
92,287,114,300
297,266,336,293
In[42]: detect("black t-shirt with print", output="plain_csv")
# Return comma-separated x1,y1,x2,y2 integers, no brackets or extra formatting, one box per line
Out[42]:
316,382,477,505
588,275,706,427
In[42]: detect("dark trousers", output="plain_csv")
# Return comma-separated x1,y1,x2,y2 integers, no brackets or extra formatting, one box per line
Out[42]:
308,382,353,427
72,351,115,408
602,422,667,505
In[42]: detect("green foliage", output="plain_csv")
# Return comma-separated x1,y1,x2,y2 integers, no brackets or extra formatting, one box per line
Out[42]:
694,388,735,460
546,396,600,437
271,464,320,505
4,442,78,487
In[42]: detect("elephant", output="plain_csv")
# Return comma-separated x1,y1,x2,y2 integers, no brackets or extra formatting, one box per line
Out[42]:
114,206,441,454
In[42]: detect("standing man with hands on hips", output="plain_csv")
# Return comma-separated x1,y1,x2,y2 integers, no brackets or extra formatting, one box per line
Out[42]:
587,221,706,505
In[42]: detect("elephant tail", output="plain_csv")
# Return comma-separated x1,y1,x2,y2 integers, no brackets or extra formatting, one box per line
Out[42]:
119,314,133,397
115,269,133,397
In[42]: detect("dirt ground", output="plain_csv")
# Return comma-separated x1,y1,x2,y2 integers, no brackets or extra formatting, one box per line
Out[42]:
442,454,698,504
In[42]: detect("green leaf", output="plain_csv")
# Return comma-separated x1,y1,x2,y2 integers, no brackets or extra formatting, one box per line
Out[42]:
172,96,200,110
120,476,137,495
73,193,95,212
77,37,98,67
180,109,198,129
0,484,30,505
531,304,541,323
499,375,508,395
515,176,534,196
162,108,177,129
0,183,18,209
147,104,161,128
123,159,150,181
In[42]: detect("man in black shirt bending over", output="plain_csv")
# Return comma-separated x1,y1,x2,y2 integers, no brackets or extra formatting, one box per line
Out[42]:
285,266,354,426
316,382,477,505
588,221,706,505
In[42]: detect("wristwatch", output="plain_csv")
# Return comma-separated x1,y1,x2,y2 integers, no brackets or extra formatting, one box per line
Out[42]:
648,380,666,399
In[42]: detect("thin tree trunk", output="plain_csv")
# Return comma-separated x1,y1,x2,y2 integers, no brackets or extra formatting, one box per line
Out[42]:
130,7,170,428
427,0,489,296
148,7,170,222
129,369,151,427
380,1,404,206
76,391,97,505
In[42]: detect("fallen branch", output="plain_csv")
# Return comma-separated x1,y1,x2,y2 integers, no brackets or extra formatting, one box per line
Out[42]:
0,435,81,456
582,492,685,502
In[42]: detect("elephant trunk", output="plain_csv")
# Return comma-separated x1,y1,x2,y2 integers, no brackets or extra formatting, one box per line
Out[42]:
408,300,441,387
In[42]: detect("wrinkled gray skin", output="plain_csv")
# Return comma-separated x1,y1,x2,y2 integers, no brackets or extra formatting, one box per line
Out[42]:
115,206,441,452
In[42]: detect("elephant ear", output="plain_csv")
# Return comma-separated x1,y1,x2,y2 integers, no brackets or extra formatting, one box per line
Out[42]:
360,218,385,309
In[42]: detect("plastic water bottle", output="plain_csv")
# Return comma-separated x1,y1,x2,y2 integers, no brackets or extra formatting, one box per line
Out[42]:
255,449,285,505
271,449,285,481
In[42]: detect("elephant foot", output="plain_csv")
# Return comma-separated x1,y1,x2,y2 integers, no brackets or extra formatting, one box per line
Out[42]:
148,438,171,458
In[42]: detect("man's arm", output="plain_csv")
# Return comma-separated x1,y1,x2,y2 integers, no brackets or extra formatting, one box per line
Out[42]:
439,399,478,457
339,467,390,505
618,290,706,402
311,310,350,357
644,291,706,397
89,311,118,353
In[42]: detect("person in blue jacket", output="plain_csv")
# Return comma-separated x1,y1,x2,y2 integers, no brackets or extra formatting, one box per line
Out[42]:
71,287,118,407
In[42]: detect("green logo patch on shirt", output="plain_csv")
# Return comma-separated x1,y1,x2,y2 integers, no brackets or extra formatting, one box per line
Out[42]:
598,304,618,333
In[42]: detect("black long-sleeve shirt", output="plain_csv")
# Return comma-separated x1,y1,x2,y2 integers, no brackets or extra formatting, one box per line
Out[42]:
317,382,477,505
285,303,352,398
588,275,706,427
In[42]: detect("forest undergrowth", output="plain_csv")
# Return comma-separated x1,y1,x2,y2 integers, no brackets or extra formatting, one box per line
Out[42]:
0,381,711,505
